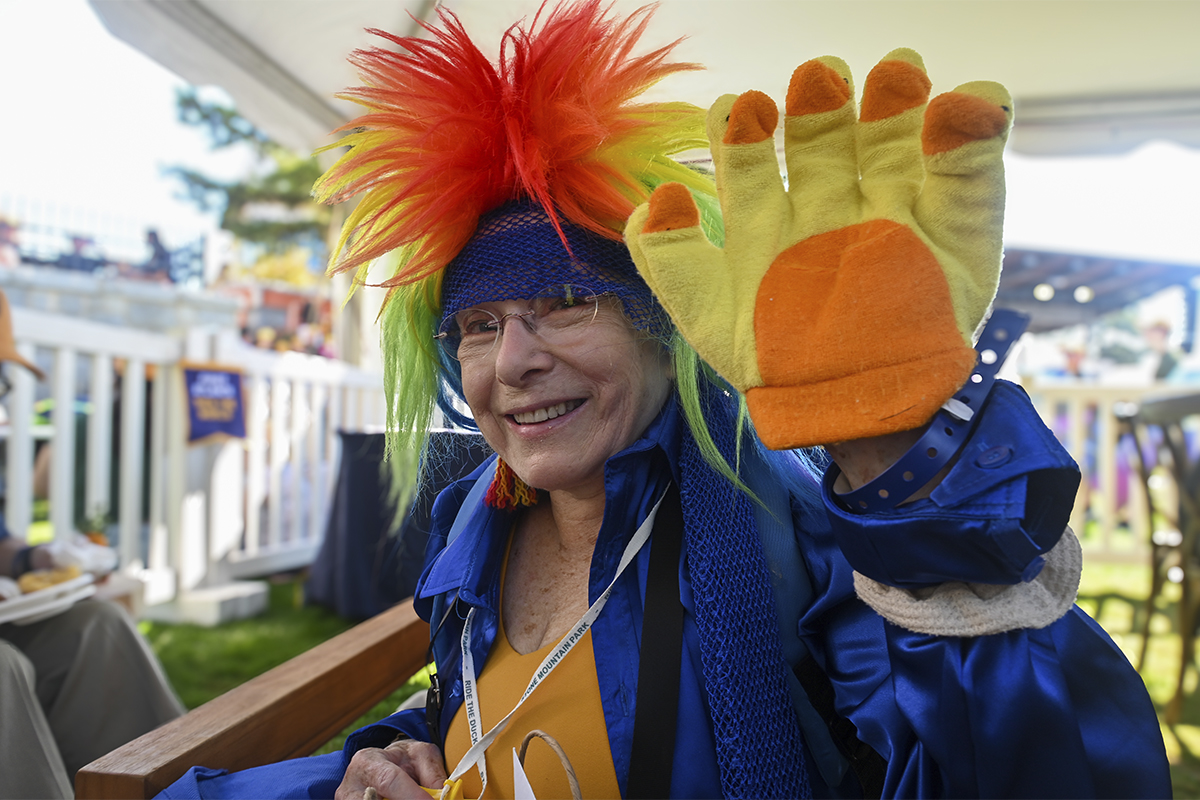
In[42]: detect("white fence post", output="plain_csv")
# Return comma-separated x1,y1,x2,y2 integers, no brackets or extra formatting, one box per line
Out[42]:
49,347,77,542
117,358,146,569
85,354,113,527
148,364,169,572
307,382,327,545
268,377,288,550
288,380,306,543
156,361,185,606
6,343,37,538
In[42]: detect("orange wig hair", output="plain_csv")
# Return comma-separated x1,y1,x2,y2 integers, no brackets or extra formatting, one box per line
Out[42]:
313,0,713,305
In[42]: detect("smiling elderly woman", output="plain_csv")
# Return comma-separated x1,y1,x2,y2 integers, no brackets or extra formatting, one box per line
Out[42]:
156,3,1170,800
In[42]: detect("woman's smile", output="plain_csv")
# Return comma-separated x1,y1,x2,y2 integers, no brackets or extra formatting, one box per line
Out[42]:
509,398,585,426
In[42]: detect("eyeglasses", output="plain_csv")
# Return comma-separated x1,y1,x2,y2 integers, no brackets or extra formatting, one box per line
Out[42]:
436,285,604,362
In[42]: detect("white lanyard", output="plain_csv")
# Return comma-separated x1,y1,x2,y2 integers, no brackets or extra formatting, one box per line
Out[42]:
447,488,669,796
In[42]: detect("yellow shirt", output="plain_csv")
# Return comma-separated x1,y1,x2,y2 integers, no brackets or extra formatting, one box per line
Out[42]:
443,557,621,799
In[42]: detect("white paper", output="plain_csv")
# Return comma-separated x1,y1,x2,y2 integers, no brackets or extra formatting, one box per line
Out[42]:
512,747,536,800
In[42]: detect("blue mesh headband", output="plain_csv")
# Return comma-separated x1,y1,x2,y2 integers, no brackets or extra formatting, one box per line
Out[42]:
440,199,670,339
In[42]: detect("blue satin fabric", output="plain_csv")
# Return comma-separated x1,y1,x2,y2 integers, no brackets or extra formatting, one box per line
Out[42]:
157,381,1172,799
825,381,1081,588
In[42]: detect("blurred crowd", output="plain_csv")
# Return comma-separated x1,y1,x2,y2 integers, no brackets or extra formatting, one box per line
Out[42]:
0,216,197,284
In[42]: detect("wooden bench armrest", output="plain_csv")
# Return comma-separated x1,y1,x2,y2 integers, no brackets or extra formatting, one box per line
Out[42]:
76,599,430,799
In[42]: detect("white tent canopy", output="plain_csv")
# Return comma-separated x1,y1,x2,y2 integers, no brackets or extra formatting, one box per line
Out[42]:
89,0,1200,271
89,0,1200,156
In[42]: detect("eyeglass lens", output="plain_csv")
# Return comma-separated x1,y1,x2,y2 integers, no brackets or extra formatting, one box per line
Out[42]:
437,285,600,362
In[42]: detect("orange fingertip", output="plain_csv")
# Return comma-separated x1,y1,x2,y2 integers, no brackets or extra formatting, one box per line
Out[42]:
859,59,932,122
922,92,1010,155
723,90,779,145
786,60,851,117
643,183,700,233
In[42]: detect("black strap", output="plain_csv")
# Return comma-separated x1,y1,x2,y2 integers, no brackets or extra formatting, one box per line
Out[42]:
626,483,685,800
425,593,462,749
793,655,887,799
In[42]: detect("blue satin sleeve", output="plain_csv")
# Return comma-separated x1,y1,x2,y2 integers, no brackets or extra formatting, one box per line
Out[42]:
887,610,1169,797
825,381,1080,588
155,753,347,799
798,533,1172,797
795,379,1172,797
344,706,432,750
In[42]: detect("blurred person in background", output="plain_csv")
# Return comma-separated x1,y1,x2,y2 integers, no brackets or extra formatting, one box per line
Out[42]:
0,219,21,268
1143,319,1181,381
0,289,183,799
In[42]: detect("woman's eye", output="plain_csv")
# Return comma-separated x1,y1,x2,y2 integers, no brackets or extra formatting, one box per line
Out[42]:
542,296,587,316
460,315,498,336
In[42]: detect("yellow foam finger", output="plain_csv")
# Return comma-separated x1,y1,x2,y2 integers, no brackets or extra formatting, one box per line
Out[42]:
640,181,701,233
706,93,789,264
783,56,860,240
915,81,1013,340
626,193,761,389
855,48,931,219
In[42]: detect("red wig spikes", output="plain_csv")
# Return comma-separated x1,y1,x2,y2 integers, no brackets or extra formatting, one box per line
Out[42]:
313,0,710,297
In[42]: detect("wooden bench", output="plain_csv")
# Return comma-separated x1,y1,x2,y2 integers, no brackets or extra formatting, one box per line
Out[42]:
76,599,430,799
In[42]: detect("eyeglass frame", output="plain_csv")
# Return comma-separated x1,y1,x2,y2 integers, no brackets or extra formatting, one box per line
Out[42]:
434,285,608,362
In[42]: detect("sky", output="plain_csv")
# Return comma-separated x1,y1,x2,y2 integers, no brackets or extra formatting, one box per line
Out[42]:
0,0,242,256
1,0,1199,274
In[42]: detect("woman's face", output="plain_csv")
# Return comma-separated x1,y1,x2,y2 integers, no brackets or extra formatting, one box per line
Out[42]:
459,297,672,499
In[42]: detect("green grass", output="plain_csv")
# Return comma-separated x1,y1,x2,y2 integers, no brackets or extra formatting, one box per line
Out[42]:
1077,558,1200,796
140,576,430,755
141,560,1200,793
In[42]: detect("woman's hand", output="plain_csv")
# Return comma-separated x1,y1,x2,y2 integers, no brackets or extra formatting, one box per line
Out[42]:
825,426,954,505
335,739,447,800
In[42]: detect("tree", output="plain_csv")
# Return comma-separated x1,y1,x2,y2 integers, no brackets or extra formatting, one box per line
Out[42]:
167,87,330,256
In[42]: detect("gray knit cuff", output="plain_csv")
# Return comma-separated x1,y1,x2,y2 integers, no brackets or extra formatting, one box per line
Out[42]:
852,526,1082,637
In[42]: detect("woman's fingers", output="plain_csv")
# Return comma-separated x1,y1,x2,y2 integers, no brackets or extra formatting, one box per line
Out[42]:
389,740,449,789
335,742,448,800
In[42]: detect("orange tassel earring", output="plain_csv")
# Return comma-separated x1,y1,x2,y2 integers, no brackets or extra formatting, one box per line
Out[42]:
485,458,540,510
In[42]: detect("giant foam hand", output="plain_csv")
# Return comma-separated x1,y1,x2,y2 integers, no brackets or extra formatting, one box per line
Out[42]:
626,49,1012,450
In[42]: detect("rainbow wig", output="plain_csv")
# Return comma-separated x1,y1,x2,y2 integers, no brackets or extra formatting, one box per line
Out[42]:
315,0,762,509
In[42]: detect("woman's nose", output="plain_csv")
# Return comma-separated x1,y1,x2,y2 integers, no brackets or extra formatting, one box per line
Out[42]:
492,315,554,385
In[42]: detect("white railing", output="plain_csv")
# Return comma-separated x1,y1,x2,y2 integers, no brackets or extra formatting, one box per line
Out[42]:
9,308,385,606
205,329,386,584
8,306,181,566
1025,379,1199,563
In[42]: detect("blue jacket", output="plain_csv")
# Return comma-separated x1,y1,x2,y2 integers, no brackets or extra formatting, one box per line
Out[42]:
161,381,1171,798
